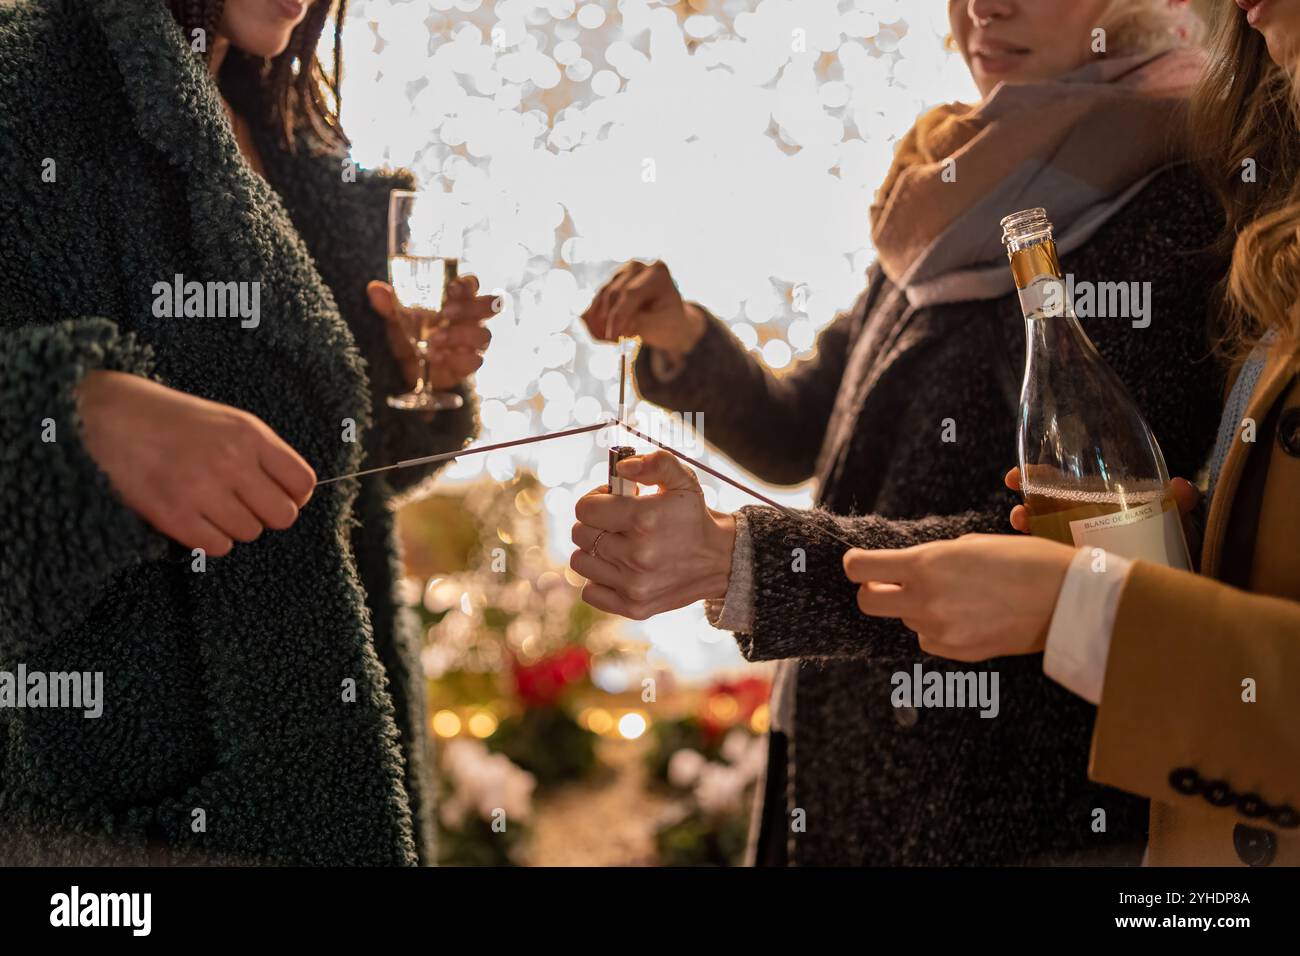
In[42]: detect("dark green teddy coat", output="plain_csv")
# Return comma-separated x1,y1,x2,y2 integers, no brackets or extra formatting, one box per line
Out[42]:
0,0,477,864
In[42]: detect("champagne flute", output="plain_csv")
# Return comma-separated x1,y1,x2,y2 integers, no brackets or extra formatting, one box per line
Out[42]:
386,189,464,411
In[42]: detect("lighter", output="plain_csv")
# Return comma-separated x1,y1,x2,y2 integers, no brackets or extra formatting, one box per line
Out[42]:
608,445,638,497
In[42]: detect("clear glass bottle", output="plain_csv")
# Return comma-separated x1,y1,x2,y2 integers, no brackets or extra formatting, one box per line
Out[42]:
1000,207,1189,569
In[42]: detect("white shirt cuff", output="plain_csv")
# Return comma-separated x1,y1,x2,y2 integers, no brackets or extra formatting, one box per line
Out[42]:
1042,547,1134,705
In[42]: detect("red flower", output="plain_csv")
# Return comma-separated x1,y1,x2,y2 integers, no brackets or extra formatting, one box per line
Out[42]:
697,676,771,740
512,646,591,709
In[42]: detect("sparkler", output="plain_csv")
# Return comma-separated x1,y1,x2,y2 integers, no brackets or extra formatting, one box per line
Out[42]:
315,336,859,555
313,421,613,486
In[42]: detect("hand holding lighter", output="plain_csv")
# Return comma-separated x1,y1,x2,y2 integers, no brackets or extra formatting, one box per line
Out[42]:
609,446,638,497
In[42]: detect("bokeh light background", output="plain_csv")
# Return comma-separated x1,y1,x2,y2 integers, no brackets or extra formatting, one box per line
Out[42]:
335,0,979,677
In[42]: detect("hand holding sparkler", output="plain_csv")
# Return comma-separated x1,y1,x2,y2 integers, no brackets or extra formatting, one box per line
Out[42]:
580,260,707,362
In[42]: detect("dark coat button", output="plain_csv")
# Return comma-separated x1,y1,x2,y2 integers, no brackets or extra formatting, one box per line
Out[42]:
1271,805,1299,829
1236,793,1269,818
1279,408,1300,457
1203,779,1235,807
1233,824,1277,866
894,704,918,727
1169,767,1202,795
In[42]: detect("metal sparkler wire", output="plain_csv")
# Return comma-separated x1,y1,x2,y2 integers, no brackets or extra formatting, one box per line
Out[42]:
612,421,860,553
314,415,859,554
313,420,615,486
315,335,857,553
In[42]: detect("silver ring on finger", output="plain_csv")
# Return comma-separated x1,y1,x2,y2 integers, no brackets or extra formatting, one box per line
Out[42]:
590,529,609,559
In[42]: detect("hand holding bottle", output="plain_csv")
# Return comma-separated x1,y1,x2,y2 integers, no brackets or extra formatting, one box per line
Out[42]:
844,534,1077,662
1002,208,1190,569
1004,466,1204,556
581,261,707,360
77,370,316,557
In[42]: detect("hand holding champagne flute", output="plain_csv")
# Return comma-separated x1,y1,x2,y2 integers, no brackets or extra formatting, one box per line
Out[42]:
373,190,497,409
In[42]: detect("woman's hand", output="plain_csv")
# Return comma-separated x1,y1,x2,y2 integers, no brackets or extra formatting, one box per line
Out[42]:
366,275,496,391
570,450,737,620
843,534,1077,662
1004,467,1203,554
581,260,707,359
77,370,316,557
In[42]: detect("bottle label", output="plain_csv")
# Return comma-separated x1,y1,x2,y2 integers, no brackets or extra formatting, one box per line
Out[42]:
1018,274,1066,320
1068,501,1190,570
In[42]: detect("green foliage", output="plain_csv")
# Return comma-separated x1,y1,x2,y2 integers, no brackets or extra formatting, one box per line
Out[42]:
481,604,515,631
560,597,600,645
655,809,750,867
436,814,525,867
486,706,597,788
645,716,722,786
428,670,500,706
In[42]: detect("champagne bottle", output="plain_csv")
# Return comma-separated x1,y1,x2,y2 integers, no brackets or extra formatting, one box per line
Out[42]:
1000,208,1190,569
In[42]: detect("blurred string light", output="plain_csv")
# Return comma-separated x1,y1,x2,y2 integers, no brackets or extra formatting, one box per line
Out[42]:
579,706,651,739
467,710,501,737
432,708,463,737
617,710,649,740
431,707,503,738
333,0,977,676
580,706,615,735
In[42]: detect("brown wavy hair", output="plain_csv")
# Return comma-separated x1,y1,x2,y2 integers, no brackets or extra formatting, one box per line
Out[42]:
165,0,349,152
1190,2,1300,359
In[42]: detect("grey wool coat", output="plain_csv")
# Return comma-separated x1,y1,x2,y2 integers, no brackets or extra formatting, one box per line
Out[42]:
637,164,1225,865
0,0,477,864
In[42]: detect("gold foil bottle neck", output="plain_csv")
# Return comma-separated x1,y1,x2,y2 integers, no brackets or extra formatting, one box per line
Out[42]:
1001,208,1062,291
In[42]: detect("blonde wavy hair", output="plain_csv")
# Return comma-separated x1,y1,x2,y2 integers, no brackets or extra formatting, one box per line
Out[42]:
1190,3,1300,359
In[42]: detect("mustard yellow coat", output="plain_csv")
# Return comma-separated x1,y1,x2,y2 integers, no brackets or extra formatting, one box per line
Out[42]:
1090,338,1300,866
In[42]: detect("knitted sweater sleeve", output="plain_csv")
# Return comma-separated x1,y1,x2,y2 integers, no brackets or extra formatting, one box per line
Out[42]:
733,503,1011,661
